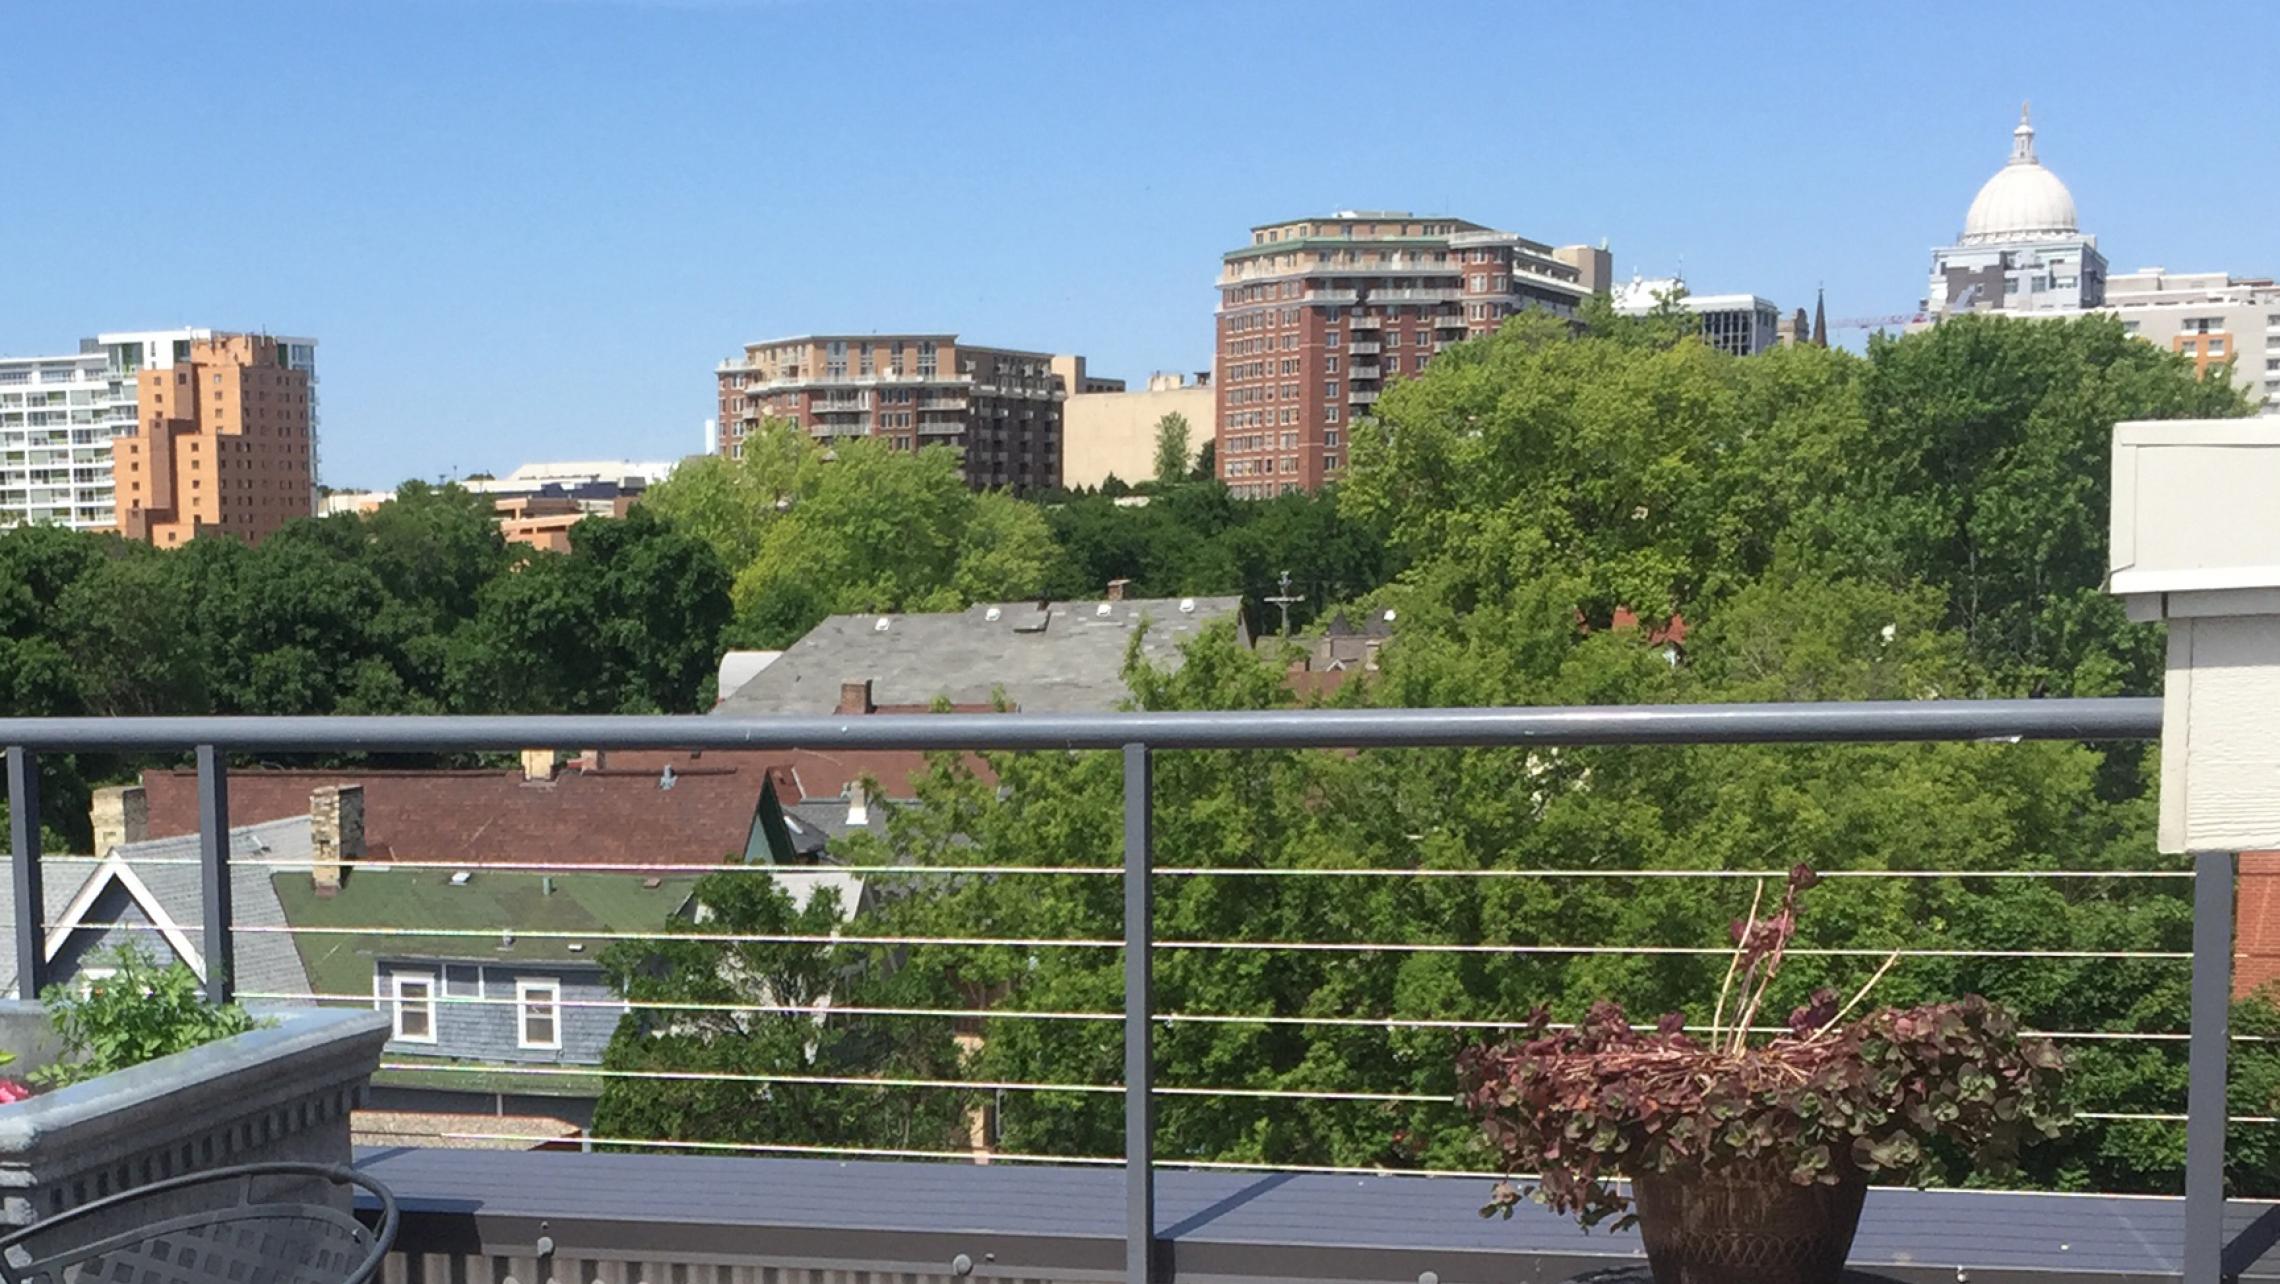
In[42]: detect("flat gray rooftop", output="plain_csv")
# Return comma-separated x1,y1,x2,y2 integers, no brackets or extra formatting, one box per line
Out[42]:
356,1148,2280,1283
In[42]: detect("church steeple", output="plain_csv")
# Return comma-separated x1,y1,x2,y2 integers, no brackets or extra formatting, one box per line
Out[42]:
1811,286,1828,348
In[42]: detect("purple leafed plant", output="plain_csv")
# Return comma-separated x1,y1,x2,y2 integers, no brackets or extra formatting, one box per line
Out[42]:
1455,865,2068,1230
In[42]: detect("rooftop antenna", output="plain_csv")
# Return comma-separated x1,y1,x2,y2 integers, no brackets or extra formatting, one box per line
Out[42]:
1264,570,1306,640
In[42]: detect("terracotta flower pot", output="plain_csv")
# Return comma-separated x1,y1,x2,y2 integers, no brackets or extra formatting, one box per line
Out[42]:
1629,1167,1870,1284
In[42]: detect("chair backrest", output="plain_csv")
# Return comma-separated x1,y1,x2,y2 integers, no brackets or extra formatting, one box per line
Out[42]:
0,1163,397,1284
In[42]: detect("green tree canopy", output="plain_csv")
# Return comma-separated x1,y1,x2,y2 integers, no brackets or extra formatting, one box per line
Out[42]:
648,423,1056,646
1152,411,1193,483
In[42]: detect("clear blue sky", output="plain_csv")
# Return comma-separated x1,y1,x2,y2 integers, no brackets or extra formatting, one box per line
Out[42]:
5,1,2275,488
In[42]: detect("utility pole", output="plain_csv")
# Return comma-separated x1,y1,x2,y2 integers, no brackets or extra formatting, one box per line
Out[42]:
1264,569,1306,640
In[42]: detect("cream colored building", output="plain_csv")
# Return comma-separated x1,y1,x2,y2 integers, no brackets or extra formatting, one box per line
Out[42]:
1061,372,1217,490
2098,271,2280,415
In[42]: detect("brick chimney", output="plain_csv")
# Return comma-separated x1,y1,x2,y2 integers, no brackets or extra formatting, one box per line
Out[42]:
520,748,558,782
837,678,874,715
1106,578,1130,603
310,784,365,896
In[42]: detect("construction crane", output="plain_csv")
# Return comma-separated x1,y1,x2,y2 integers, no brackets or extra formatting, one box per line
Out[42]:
1826,312,1925,331
1826,283,1975,331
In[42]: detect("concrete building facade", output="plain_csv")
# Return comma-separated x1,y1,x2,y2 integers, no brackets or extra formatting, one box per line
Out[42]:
0,348,126,529
112,332,320,546
2,328,315,538
2097,270,2280,415
714,334,1091,493
1214,211,1603,497
1610,275,1784,356
1061,371,1217,490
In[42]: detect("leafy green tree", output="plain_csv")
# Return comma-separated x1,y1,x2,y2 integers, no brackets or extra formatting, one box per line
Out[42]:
764,315,2259,1196
1830,313,2251,697
1189,439,1216,483
662,432,1060,646
452,508,731,713
1152,412,1193,484
643,423,827,574
52,545,208,716
593,870,970,1154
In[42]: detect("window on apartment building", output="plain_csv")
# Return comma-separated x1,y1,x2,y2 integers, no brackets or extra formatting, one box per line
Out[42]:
1324,431,1341,447
2209,339,2227,355
518,978,562,1050
1324,405,1340,423
1385,331,1401,347
390,972,438,1043
1415,354,1429,372
1324,355,1340,373
1323,381,1338,400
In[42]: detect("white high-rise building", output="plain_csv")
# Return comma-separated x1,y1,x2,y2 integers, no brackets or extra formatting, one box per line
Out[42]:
0,328,318,532
0,348,134,530
1922,105,2107,318
1610,275,1784,356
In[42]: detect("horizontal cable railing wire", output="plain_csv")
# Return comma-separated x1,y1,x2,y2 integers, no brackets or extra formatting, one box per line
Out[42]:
244,989,2267,1044
26,853,2200,879
9,697,2247,1272
53,925,2188,966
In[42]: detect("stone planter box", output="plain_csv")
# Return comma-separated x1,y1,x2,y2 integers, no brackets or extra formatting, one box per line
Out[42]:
0,1002,389,1227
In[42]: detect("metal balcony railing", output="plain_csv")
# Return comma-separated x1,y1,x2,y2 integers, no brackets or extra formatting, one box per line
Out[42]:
0,699,2260,1283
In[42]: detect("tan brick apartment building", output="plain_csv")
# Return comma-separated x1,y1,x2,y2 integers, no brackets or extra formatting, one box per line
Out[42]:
714,336,1118,493
112,332,318,545
1215,212,1609,496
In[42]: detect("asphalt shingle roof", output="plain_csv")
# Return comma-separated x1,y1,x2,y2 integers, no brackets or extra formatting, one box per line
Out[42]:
0,818,315,1002
712,596,1247,716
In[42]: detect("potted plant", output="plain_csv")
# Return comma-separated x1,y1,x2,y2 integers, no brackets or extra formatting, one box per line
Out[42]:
0,944,389,1229
1457,866,2068,1284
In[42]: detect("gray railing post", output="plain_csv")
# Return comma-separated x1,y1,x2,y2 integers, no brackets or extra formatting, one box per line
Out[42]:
196,745,233,1005
7,747,44,1000
2184,848,2234,1284
1122,743,1156,1284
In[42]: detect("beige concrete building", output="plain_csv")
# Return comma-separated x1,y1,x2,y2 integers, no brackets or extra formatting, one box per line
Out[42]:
1050,355,1125,396
714,334,1102,493
1062,372,1217,490
112,333,319,546
2099,270,2280,415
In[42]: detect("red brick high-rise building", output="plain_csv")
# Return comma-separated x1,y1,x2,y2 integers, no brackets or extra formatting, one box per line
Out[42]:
1215,212,1609,497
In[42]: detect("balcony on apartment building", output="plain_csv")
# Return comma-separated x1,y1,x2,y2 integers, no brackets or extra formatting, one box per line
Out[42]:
2,691,2272,1284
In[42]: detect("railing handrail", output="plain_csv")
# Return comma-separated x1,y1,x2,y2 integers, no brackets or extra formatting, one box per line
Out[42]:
0,697,2163,753
4,693,2238,1284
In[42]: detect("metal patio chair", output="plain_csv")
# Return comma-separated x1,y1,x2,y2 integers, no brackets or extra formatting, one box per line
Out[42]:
0,1163,397,1284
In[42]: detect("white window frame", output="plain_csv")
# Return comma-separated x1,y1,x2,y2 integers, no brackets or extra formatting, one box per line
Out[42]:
517,978,563,1051
391,971,438,1044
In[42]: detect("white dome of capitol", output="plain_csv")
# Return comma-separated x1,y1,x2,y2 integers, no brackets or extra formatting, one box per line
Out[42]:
1960,105,2078,245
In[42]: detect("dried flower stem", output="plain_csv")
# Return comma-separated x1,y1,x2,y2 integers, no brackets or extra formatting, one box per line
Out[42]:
1708,877,1765,1052
1808,949,1903,1043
